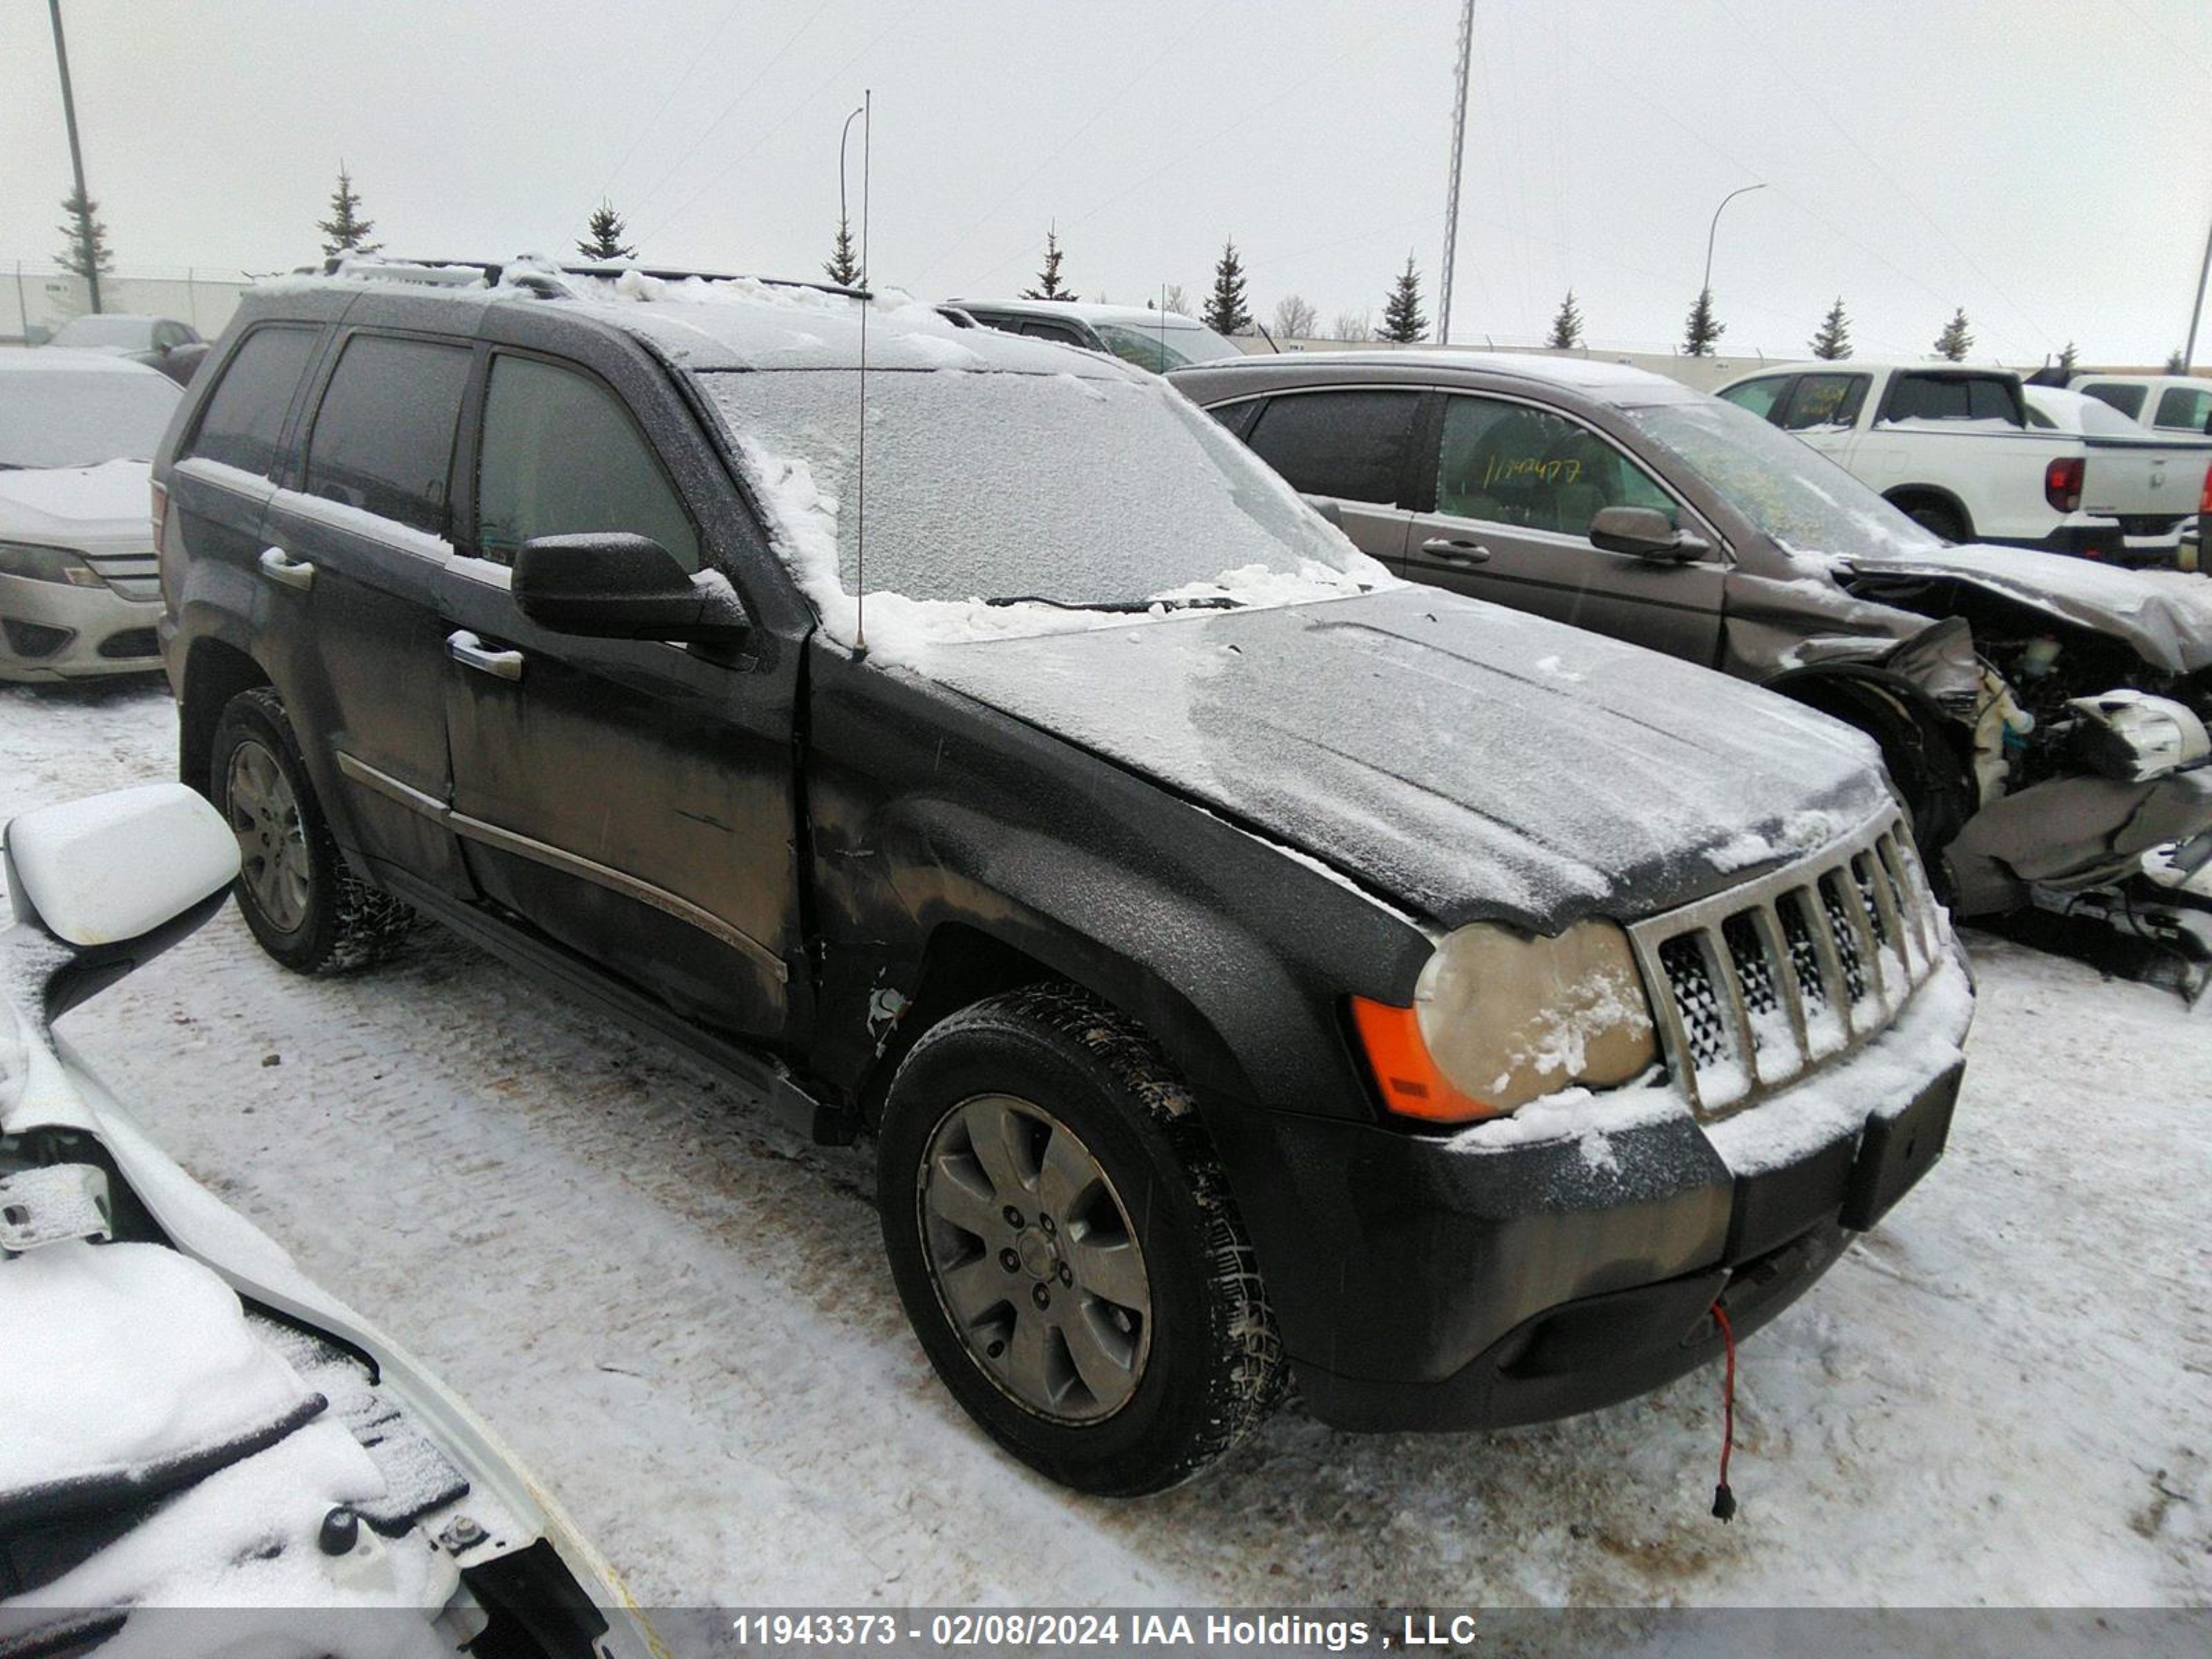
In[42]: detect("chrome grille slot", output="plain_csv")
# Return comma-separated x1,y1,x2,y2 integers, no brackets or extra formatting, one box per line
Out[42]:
1629,808,1947,1119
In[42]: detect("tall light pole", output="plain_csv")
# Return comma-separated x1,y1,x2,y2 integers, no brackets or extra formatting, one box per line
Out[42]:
1702,182,1767,302
48,0,102,314
838,104,865,275
1436,0,1474,345
2184,206,2211,373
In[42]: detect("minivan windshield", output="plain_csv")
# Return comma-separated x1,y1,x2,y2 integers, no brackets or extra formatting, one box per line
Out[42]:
1620,396,1943,561
46,316,158,350
0,368,181,469
705,367,1369,613
1091,320,1244,373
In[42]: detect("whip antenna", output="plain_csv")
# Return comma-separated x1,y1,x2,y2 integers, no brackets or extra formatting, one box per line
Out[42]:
853,88,873,662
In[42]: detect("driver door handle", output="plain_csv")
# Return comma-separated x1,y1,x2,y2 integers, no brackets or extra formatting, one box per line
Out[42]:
258,547,315,592
447,628,525,682
1420,536,1492,568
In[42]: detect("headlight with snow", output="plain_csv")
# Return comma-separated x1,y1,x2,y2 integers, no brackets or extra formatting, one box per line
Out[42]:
1353,919,1659,1123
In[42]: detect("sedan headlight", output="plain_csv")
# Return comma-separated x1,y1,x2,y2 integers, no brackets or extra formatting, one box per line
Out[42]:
1352,919,1658,1124
0,541,104,587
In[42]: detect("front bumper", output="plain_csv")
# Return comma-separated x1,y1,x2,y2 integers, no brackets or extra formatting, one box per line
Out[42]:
1206,956,1971,1433
0,572,163,682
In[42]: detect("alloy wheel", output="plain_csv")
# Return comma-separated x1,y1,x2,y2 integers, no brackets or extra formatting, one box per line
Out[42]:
225,738,311,933
916,1093,1152,1423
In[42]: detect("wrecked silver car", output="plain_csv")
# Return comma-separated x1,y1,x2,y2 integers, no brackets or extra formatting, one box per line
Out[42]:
1174,353,2212,993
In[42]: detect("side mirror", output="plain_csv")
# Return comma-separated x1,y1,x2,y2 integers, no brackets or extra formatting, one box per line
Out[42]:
4,783,239,1020
512,534,750,642
1301,494,1346,529
1589,505,1710,562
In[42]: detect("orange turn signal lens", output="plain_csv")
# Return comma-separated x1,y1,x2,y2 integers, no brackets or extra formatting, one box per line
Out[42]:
1349,995,1502,1125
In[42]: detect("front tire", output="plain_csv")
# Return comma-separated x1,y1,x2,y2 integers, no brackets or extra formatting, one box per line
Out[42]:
210,687,413,974
877,985,1283,1495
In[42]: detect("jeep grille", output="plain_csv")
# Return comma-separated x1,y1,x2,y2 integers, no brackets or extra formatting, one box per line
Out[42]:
1628,809,1946,1118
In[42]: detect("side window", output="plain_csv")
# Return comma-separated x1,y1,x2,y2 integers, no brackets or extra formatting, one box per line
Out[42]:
1434,395,1675,540
1717,376,1793,424
304,334,471,536
2079,382,2147,419
2154,386,2212,433
1207,398,1264,442
1019,319,1087,347
1779,373,1869,432
183,326,319,477
1882,373,2021,426
476,355,700,572
1244,389,1421,505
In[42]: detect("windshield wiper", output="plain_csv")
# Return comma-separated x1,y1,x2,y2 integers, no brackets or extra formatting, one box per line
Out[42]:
982,593,1244,613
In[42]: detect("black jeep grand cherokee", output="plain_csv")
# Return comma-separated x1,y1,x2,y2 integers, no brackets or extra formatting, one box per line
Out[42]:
153,259,1972,1494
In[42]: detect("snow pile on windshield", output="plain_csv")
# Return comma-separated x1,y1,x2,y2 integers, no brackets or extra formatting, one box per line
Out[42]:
707,366,1389,666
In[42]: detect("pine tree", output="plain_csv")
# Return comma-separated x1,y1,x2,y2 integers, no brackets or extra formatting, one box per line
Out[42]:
1546,289,1584,350
2166,348,2189,374
2056,341,2079,375
1810,297,1852,360
1023,227,1074,301
1683,288,1725,357
823,216,861,285
577,200,637,261
55,189,113,279
1933,308,1974,362
1379,254,1427,344
1203,241,1250,335
318,165,381,257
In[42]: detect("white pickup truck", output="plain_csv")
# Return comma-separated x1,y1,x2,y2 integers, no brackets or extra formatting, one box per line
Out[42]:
1714,361,2212,565
2066,372,2212,438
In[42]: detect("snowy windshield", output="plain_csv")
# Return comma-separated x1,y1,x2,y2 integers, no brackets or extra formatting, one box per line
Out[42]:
1089,320,1243,373
46,317,158,350
0,371,181,469
705,368,1369,610
1620,397,1942,561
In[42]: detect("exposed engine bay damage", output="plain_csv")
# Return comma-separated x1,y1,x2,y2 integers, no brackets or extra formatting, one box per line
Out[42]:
1827,563,2212,998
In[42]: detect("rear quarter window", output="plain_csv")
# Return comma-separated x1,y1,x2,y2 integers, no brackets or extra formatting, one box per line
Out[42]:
182,325,320,477
303,333,472,536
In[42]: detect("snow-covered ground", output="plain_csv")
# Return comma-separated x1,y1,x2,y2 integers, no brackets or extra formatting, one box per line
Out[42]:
3,676,2206,1611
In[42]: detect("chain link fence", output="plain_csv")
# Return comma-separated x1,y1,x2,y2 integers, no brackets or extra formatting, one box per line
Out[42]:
3,263,259,346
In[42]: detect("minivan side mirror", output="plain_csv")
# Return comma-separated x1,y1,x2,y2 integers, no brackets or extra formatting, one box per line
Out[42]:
1588,505,1710,562
512,534,750,642
1301,494,1345,529
4,783,240,1020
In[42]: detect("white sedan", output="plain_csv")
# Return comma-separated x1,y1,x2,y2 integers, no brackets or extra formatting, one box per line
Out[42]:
0,350,177,682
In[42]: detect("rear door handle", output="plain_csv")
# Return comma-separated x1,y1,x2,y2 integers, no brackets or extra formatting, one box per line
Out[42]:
1420,537,1492,568
447,628,524,682
258,547,315,592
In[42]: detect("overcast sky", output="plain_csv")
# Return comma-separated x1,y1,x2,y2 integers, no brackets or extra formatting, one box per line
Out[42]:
4,0,2209,365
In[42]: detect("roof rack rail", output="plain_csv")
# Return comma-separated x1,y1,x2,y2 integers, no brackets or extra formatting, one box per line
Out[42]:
308,255,869,302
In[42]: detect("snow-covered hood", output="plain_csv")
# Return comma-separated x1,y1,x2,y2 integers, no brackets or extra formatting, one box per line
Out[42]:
919,585,1891,931
1841,543,2212,676
0,459,153,546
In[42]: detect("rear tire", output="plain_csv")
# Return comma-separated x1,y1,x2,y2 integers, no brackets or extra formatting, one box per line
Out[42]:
1897,496,1968,544
877,985,1283,1495
210,687,413,975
